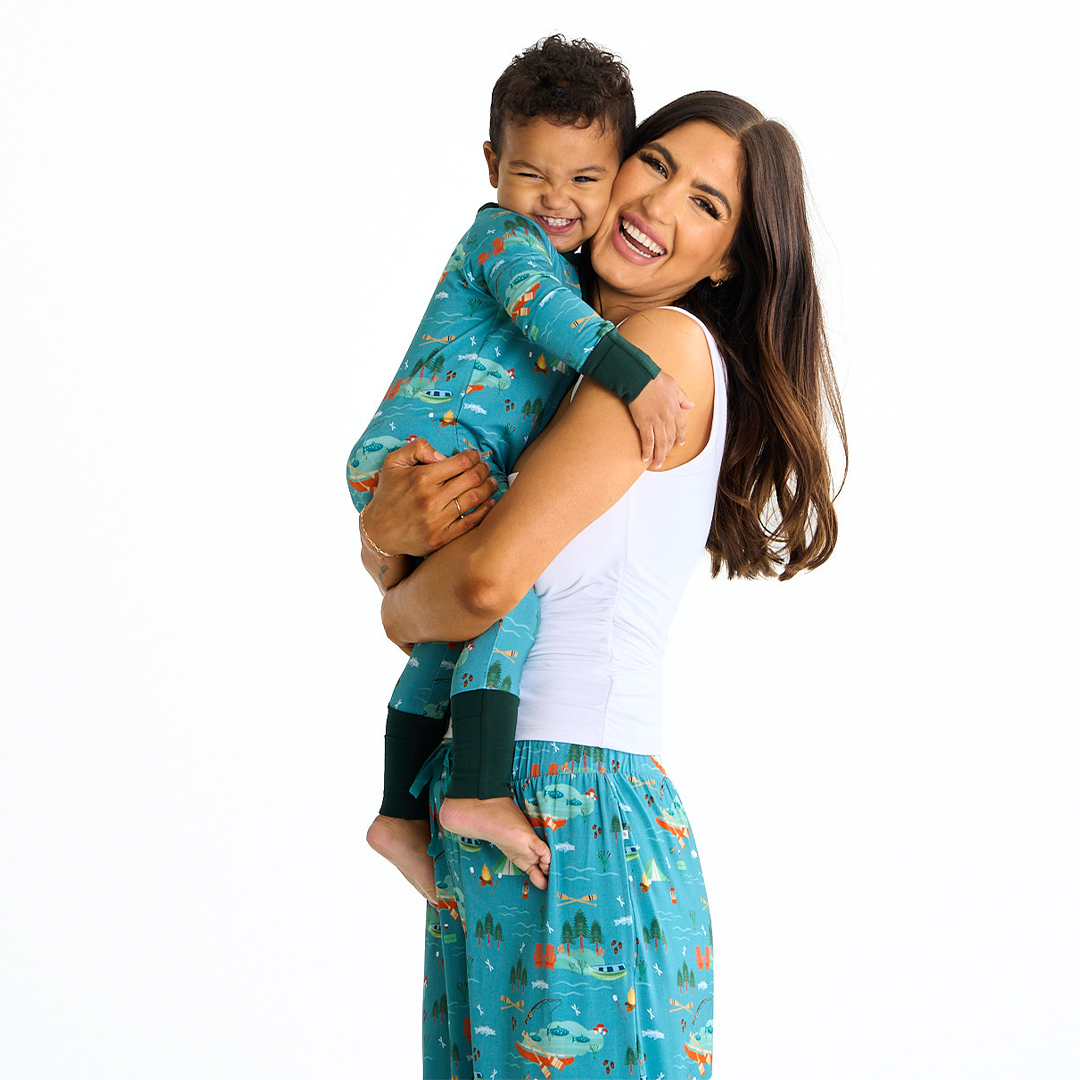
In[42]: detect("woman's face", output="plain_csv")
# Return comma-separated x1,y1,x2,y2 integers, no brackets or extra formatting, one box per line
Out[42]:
590,120,744,312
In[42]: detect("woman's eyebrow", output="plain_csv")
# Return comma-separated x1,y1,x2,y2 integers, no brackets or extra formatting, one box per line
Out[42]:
694,179,733,218
642,140,733,218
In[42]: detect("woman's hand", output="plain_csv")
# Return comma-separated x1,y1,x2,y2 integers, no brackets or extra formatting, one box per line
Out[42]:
359,438,498,594
364,438,498,557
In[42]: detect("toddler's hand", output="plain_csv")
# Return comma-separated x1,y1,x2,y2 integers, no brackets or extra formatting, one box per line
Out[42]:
628,373,694,469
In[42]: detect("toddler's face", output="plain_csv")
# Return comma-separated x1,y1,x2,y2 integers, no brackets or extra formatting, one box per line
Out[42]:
484,117,622,253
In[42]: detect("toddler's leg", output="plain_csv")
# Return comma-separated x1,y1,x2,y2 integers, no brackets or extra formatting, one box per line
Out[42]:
438,590,550,889
348,401,464,901
367,641,457,904
445,587,539,796
379,705,449,819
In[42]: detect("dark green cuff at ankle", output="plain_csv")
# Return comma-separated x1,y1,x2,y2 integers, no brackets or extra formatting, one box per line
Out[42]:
379,707,449,819
447,689,518,800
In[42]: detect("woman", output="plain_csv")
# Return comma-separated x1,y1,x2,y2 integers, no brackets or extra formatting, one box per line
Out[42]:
362,91,846,1079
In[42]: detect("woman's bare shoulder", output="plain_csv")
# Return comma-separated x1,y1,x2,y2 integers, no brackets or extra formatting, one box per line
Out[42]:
619,307,713,373
617,308,716,468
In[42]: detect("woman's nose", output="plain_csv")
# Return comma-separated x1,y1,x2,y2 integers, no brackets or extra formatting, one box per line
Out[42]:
641,181,676,222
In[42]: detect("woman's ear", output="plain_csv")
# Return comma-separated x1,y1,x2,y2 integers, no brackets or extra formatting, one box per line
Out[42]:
482,142,500,190
710,256,739,286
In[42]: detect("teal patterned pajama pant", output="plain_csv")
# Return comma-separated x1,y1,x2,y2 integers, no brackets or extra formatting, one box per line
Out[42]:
421,741,715,1079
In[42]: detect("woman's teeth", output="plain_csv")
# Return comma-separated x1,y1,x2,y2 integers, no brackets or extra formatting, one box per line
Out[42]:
621,220,665,257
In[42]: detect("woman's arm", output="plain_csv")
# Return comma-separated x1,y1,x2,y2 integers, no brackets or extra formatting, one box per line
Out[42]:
381,308,717,645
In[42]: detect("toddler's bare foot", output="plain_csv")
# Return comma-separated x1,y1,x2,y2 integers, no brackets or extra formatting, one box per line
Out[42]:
366,814,437,904
439,796,551,890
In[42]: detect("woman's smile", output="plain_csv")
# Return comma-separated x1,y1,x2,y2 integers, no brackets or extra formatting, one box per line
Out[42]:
615,212,668,259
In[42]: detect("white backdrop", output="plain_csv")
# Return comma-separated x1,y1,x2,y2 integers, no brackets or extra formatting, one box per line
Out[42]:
2,2,1077,1077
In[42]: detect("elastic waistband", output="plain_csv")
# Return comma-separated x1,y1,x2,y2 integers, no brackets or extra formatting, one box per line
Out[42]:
510,739,665,781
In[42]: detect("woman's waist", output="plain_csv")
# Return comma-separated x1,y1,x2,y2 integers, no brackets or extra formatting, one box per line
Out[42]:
518,648,663,699
517,663,664,757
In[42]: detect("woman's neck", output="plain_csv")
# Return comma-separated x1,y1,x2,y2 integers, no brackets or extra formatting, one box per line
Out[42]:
592,280,681,325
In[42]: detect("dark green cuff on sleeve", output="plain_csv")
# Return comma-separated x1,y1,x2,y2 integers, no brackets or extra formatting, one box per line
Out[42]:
580,329,661,403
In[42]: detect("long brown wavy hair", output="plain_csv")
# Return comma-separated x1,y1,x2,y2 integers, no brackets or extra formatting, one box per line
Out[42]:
632,91,847,580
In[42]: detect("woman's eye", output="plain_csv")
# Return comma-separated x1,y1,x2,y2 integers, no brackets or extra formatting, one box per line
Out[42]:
640,152,667,177
694,197,719,219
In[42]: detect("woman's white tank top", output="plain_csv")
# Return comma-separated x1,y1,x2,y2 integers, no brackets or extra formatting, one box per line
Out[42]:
515,308,727,754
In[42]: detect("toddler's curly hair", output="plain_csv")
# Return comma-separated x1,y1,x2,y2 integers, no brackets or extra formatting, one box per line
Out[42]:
489,35,635,159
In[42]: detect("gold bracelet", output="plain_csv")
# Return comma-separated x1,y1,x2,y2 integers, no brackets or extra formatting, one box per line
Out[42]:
359,507,397,559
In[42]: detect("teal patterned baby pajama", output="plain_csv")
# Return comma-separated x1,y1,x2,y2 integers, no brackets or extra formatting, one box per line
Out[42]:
347,206,658,806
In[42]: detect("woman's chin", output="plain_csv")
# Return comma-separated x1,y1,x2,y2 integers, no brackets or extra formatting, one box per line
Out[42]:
592,226,665,290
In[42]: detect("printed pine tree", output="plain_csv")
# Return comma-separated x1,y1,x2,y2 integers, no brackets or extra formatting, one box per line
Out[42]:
485,660,512,692
561,920,574,952
589,920,604,954
573,909,589,952
521,395,545,426
648,916,662,951
409,349,440,382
